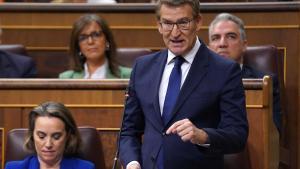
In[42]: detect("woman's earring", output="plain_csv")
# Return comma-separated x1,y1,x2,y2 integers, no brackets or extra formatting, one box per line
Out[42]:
106,43,110,50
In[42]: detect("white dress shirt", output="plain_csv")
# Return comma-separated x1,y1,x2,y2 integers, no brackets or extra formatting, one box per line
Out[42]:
126,38,201,169
159,38,201,114
83,59,108,79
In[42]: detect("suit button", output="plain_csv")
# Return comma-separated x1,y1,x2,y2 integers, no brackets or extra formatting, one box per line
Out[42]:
162,132,166,136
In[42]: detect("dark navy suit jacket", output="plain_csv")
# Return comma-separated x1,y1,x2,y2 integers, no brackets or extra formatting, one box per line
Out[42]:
0,50,37,78
242,65,282,132
5,155,95,169
120,42,249,169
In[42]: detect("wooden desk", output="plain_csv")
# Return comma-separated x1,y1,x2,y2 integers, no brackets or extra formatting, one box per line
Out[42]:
243,76,279,169
0,79,128,169
0,78,278,169
0,7,298,165
0,79,128,133
0,6,297,167
97,77,279,169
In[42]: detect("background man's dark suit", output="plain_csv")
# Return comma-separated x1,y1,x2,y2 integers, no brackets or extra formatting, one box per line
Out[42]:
0,50,37,78
120,44,248,169
242,65,282,131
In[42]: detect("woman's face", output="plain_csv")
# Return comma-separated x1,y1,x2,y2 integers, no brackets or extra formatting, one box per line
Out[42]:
78,21,107,64
33,116,67,165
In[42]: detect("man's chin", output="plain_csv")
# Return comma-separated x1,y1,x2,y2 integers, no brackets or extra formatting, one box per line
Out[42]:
169,47,186,56
218,53,230,58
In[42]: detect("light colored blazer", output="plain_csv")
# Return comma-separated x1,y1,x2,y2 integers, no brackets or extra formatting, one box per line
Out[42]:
59,66,131,79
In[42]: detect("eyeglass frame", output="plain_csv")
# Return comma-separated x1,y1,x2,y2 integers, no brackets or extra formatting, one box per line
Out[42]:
78,31,103,43
159,18,195,32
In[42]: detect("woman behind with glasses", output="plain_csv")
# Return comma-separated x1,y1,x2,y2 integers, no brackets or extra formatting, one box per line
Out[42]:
59,14,131,79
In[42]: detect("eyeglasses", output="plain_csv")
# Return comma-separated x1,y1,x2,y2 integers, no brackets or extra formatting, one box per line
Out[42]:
160,18,194,32
78,31,103,43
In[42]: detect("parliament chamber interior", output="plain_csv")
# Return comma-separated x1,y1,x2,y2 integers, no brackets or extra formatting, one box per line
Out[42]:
0,1,299,169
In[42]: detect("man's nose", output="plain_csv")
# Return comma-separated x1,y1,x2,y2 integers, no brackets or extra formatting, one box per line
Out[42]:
219,37,228,47
171,24,181,37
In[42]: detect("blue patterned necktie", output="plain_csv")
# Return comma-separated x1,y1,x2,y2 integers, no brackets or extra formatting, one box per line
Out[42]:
157,56,185,169
162,56,185,125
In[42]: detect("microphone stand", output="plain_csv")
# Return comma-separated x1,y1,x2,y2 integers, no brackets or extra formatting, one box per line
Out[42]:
112,87,130,169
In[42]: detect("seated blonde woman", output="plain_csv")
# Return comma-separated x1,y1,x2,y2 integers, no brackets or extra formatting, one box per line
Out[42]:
5,101,95,169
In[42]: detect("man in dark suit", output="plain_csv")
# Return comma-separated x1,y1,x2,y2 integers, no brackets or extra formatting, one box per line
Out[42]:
208,13,282,132
0,28,37,78
119,1,248,169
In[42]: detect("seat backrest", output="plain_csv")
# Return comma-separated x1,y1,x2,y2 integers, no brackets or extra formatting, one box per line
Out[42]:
243,45,279,75
244,44,286,129
0,44,28,56
116,48,153,67
224,147,251,169
224,45,282,169
5,126,106,169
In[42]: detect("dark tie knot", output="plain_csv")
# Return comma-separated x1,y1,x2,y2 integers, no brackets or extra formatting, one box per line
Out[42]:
174,56,185,67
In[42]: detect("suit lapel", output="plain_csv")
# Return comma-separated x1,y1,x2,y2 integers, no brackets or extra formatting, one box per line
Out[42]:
241,65,254,78
166,44,210,126
106,67,118,79
151,50,168,129
72,71,84,78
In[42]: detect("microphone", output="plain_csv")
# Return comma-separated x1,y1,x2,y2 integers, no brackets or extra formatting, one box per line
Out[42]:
112,86,130,169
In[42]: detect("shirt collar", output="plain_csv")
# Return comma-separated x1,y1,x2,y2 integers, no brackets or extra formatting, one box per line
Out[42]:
84,59,108,79
167,37,201,65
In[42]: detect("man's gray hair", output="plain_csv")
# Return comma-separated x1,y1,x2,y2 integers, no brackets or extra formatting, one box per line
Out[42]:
209,13,246,41
156,0,200,20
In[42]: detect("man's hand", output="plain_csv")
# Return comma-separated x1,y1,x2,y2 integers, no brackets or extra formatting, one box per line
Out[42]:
166,118,208,144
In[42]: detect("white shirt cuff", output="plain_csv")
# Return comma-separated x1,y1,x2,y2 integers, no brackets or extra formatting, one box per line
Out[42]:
197,143,210,148
126,161,141,169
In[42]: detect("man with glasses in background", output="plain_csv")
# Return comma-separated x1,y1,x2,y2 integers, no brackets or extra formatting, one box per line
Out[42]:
119,1,248,169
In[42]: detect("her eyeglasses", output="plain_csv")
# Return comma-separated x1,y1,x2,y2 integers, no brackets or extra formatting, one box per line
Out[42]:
78,31,103,43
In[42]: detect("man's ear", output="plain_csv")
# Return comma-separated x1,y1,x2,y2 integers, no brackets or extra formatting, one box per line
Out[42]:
157,21,163,34
242,40,248,52
195,14,203,31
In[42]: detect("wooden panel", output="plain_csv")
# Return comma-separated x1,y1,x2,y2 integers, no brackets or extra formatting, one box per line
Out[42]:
247,108,265,169
0,78,276,169
245,90,263,106
20,108,123,129
0,90,124,104
0,79,128,132
0,2,298,169
0,128,3,169
96,76,278,169
98,128,119,169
